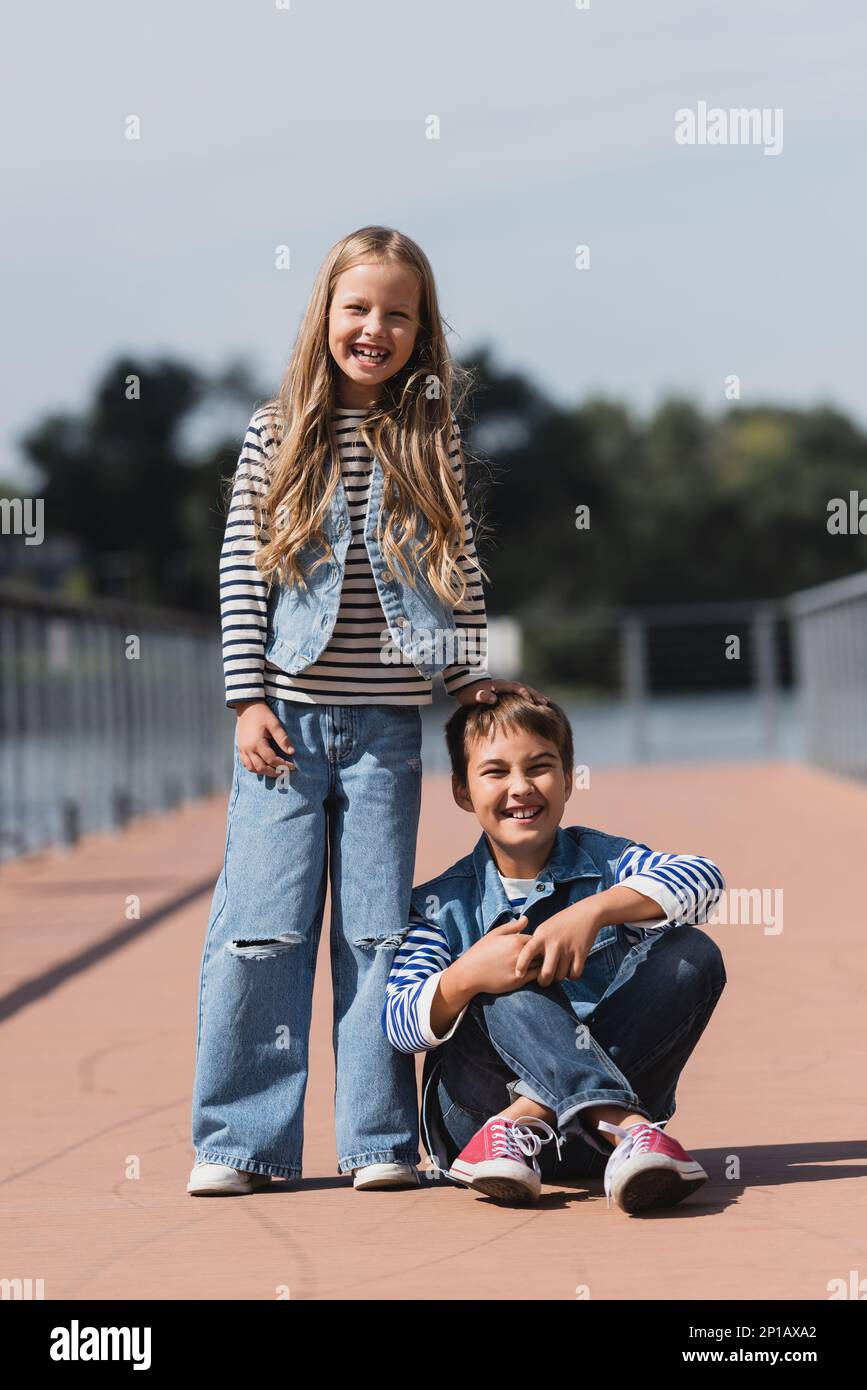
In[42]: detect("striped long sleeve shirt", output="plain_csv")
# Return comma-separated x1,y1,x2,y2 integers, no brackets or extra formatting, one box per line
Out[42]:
219,406,490,706
382,840,725,1054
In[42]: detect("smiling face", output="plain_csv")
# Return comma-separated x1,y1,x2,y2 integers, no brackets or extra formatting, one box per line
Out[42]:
327,259,422,408
452,723,573,879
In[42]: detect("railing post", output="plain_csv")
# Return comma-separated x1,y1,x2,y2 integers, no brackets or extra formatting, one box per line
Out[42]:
60,799,80,848
621,613,649,762
752,603,779,757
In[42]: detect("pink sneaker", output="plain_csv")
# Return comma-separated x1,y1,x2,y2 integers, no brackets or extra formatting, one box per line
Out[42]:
598,1119,708,1213
448,1115,562,1203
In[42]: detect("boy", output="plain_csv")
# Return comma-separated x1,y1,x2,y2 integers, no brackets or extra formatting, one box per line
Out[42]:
382,693,727,1213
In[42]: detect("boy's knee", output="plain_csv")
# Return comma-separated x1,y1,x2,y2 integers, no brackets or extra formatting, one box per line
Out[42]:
469,988,520,1027
680,926,726,994
472,980,564,1026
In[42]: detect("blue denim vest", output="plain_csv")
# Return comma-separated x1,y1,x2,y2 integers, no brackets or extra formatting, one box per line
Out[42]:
410,823,644,1019
412,823,643,1171
264,457,463,678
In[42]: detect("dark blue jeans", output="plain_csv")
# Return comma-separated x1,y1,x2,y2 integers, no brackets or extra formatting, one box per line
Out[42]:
423,924,726,1181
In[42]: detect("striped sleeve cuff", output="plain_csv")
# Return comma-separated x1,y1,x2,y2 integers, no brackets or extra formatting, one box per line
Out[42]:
414,970,469,1046
225,680,266,708
617,875,680,930
443,666,491,696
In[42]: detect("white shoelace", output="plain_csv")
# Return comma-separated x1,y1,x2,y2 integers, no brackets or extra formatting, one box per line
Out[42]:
598,1119,667,1208
490,1115,565,1169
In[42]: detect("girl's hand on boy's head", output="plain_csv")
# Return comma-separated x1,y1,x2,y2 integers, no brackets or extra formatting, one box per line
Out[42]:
234,700,297,777
456,679,551,707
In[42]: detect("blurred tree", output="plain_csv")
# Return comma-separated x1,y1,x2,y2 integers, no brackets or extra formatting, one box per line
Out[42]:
12,347,867,622
19,356,267,610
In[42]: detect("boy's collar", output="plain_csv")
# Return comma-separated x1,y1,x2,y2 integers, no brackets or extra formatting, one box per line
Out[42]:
472,825,602,933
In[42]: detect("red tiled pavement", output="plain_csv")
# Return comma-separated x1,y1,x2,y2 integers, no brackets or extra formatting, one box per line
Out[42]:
1,761,866,1299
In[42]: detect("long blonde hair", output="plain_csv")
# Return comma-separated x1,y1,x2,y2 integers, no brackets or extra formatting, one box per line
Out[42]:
252,226,488,607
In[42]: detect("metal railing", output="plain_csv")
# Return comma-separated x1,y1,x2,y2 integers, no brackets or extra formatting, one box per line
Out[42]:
0,583,232,860
787,569,867,779
617,599,786,762
507,598,794,766
4,572,850,856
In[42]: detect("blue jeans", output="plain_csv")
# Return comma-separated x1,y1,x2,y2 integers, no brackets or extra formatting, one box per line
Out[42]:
424,924,726,1181
191,698,423,1180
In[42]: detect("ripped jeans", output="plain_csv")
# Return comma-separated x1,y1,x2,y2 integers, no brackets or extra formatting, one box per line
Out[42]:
191,698,423,1180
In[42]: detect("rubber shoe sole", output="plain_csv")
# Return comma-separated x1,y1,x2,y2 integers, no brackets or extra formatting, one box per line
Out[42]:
614,1159,708,1214
352,1163,419,1190
448,1157,541,1204
187,1163,272,1196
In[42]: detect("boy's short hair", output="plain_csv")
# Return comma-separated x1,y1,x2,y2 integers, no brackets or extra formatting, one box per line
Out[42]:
444,691,574,785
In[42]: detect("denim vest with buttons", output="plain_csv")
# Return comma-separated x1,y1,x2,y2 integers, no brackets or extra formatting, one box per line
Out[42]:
264,455,462,678
409,823,640,1020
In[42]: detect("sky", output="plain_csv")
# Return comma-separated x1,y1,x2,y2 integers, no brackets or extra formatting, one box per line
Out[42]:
3,0,866,484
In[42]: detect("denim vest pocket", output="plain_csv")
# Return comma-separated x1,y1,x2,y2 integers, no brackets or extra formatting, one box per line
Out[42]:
606,923,644,976
564,924,620,1013
397,586,462,676
265,555,332,674
620,923,645,947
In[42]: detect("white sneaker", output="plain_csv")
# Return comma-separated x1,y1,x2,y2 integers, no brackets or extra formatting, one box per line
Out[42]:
352,1162,419,1190
187,1162,273,1196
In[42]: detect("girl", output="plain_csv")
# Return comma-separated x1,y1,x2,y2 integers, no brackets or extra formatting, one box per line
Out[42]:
189,225,549,1195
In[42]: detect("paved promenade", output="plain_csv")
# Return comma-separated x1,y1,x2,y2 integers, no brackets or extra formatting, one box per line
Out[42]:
2,760,865,1299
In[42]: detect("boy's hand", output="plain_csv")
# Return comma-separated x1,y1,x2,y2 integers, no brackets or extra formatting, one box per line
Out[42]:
234,699,296,776
455,917,542,995
455,679,551,707
514,904,600,987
